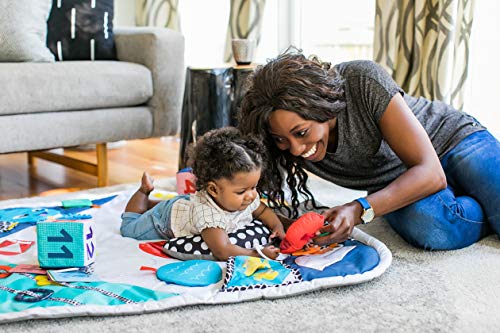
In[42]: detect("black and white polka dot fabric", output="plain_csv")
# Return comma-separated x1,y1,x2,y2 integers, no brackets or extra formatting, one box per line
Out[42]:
46,0,116,61
163,220,271,261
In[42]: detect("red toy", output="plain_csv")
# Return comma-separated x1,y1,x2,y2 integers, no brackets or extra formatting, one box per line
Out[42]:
280,212,325,254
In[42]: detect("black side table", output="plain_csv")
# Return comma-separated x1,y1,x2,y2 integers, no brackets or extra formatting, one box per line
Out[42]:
178,65,254,169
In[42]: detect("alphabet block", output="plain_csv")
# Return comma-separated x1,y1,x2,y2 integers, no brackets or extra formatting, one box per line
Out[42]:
37,220,96,268
176,167,197,194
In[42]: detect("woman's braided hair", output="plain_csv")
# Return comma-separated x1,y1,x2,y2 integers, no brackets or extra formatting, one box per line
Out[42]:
187,127,266,191
238,48,346,218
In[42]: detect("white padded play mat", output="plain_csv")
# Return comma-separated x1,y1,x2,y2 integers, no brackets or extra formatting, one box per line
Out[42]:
0,181,392,323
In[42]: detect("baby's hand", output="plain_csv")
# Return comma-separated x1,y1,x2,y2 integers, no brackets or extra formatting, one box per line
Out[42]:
267,236,282,248
271,225,286,240
261,245,280,260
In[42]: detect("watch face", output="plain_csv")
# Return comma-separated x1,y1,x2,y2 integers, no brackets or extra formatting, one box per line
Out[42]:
362,208,375,223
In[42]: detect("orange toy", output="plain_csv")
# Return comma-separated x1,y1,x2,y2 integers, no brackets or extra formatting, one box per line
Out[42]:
291,243,339,256
280,212,325,254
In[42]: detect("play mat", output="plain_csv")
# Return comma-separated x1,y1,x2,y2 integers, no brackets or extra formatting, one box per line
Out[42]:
0,186,392,323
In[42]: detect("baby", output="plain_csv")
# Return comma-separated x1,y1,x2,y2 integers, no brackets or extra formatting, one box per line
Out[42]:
121,127,285,260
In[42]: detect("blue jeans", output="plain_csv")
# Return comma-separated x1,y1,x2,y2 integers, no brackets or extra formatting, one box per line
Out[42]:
120,195,189,240
384,130,500,250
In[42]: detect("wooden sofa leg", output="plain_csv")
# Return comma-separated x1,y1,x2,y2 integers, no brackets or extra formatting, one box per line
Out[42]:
28,143,109,187
96,143,108,187
27,152,36,167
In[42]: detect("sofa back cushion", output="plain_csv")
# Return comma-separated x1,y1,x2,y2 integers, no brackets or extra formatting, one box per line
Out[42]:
0,0,55,62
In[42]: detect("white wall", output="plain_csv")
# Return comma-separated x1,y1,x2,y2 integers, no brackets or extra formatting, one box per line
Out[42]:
114,0,136,27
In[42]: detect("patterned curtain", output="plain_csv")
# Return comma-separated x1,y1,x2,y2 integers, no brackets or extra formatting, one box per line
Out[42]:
374,0,475,110
135,0,180,30
224,0,266,63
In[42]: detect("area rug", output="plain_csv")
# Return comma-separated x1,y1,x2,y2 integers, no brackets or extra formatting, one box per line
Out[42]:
1,178,499,332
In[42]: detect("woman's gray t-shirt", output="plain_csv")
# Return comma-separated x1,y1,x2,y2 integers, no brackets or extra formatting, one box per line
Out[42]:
304,60,485,193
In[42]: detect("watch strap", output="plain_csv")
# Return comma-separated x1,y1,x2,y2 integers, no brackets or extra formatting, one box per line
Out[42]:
355,197,371,210
355,197,374,224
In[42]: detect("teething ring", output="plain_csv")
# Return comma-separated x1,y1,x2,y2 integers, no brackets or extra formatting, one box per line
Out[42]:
14,288,54,303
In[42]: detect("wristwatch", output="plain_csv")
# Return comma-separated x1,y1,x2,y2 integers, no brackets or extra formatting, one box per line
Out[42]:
354,197,375,224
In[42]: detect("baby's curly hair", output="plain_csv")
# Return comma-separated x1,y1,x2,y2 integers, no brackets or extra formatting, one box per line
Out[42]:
187,127,266,191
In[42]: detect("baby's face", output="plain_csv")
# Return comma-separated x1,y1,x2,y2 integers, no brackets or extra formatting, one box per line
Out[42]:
212,169,261,212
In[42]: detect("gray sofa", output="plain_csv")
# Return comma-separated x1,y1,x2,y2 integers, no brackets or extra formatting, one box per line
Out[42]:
0,27,185,186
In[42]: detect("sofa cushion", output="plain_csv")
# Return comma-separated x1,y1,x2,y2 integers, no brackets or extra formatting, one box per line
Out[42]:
47,0,116,61
0,61,153,116
0,107,154,154
0,0,55,62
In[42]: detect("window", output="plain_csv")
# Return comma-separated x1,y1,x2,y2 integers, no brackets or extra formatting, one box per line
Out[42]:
263,0,375,63
296,0,375,63
118,0,500,138
464,1,500,137
179,0,230,67
176,0,375,66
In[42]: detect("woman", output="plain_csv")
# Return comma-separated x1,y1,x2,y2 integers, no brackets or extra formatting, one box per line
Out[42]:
238,49,500,250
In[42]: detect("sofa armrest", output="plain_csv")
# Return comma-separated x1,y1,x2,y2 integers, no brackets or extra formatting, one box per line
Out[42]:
114,27,185,137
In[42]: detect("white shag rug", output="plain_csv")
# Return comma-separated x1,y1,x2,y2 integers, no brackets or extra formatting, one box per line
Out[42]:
1,177,499,333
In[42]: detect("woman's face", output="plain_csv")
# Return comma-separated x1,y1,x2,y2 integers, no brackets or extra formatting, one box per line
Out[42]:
268,109,335,162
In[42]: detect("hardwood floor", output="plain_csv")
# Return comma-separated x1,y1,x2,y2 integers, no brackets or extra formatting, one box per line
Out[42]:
0,137,180,201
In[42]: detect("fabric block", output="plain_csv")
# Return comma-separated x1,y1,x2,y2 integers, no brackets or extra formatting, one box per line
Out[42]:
37,220,96,268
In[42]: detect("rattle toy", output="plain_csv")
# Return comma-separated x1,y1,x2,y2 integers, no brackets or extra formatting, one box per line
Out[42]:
280,212,325,254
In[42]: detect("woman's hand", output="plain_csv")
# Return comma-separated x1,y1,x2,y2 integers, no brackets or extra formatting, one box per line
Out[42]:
313,202,362,246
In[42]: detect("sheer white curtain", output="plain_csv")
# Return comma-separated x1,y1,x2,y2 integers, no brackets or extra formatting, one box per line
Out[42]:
223,0,266,63
374,0,475,110
465,1,500,137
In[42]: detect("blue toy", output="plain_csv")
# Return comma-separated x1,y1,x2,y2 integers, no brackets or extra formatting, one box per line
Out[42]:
0,208,62,224
0,195,117,239
156,260,222,287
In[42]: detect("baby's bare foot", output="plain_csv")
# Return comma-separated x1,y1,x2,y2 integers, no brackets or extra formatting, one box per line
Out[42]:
139,172,154,195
